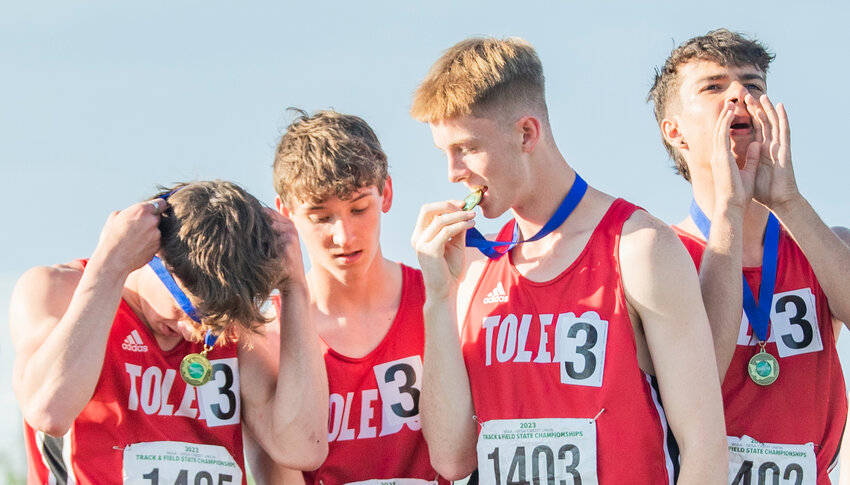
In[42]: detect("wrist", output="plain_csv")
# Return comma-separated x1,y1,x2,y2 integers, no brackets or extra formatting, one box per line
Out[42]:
85,251,134,284
770,192,807,220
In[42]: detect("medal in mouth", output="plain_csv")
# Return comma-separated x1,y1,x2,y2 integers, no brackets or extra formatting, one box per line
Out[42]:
462,188,484,211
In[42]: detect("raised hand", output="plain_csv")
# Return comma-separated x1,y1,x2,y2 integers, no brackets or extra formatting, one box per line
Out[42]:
746,94,799,210
711,101,759,211
266,208,306,293
410,201,476,300
90,199,164,275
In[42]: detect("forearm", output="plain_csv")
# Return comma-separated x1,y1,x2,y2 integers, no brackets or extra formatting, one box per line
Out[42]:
269,285,328,469
420,295,478,480
772,194,850,322
15,262,127,434
676,439,729,485
700,204,746,380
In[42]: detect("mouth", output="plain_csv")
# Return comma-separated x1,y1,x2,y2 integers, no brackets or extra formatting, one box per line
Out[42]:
730,116,753,135
333,250,362,262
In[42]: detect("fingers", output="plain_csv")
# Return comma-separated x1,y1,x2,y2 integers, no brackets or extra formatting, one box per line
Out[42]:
745,94,765,145
775,102,791,166
411,200,466,246
414,208,475,252
146,198,168,216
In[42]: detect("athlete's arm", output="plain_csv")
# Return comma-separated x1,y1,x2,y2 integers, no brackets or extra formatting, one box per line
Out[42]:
698,99,760,380
745,94,850,328
620,213,728,485
10,202,162,436
239,210,328,470
243,427,308,484
411,200,479,480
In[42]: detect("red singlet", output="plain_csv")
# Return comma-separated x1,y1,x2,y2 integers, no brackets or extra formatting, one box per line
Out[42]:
304,264,447,485
675,226,847,485
24,261,245,484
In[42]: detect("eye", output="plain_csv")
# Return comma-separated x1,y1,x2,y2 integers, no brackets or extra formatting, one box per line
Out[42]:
309,215,332,224
746,83,764,93
701,84,721,93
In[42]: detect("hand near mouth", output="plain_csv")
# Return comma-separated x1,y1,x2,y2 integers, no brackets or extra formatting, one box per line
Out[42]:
745,94,798,210
710,100,759,213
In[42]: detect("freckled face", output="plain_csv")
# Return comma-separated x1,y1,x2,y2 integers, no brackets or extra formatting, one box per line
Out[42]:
430,115,525,219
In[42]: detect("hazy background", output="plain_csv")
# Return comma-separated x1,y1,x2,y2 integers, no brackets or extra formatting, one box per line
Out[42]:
2,0,849,479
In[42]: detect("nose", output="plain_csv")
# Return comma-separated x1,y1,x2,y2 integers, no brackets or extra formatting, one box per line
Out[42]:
447,152,467,184
331,216,355,246
726,81,749,105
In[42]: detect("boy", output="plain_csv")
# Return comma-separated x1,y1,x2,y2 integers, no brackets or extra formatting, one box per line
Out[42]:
409,36,728,483
11,180,328,483
648,28,850,483
260,110,448,484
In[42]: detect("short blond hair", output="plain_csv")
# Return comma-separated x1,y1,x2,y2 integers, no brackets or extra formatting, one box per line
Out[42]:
274,109,388,207
410,37,548,124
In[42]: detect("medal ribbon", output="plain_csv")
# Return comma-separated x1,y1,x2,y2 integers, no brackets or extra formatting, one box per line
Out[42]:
148,255,203,323
465,173,588,260
688,200,779,342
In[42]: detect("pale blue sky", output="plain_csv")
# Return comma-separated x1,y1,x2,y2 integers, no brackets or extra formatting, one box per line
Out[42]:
2,0,849,477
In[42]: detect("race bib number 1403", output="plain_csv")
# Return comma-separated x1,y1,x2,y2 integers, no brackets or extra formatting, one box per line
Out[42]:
477,418,597,485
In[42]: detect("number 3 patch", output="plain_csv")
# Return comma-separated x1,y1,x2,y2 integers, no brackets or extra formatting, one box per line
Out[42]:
373,356,423,430
553,312,609,388
770,288,823,358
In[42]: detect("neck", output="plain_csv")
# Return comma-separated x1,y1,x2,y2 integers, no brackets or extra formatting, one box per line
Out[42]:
511,151,576,240
307,256,401,317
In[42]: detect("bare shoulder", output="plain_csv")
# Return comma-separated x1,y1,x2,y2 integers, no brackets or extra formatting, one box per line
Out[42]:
620,209,685,259
619,209,698,304
832,225,850,245
9,263,84,340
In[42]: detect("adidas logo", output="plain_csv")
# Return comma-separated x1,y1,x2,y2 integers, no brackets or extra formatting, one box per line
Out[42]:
122,330,149,352
483,282,509,304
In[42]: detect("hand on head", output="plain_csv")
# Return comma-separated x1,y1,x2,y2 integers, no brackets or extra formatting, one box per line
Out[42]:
91,199,166,274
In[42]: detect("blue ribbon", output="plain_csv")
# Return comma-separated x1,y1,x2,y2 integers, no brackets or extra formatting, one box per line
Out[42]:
688,200,779,342
147,256,202,323
466,173,588,260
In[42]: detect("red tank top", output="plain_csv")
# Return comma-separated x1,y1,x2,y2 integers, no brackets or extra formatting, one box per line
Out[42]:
304,264,448,485
463,199,678,484
675,226,847,484
24,260,245,484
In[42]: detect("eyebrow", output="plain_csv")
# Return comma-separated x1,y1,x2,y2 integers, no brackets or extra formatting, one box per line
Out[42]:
697,73,766,84
306,192,372,211
434,136,476,151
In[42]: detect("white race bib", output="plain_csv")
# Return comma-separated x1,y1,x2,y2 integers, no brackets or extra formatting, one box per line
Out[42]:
728,435,816,485
345,480,437,485
477,418,597,485
123,441,243,485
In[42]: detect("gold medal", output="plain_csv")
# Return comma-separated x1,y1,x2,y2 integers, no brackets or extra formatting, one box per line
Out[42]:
180,339,215,386
747,342,779,386
462,188,484,211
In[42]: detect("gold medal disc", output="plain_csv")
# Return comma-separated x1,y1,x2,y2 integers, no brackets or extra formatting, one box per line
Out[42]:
748,349,779,386
462,189,483,211
180,352,213,386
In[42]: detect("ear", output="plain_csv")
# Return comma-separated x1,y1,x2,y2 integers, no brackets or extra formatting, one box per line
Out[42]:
380,176,393,213
275,195,291,217
661,117,687,150
517,115,542,153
